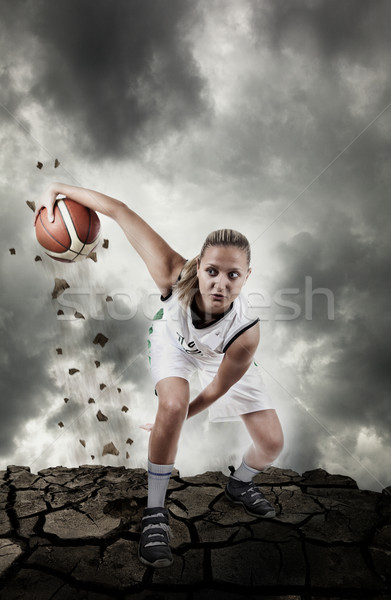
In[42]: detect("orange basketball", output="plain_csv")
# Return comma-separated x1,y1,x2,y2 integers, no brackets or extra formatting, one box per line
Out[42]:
35,198,101,262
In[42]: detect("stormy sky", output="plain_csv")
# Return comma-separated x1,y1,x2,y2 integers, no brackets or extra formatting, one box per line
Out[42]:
0,0,390,492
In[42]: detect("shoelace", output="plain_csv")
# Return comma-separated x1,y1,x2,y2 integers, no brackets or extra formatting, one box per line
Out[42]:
142,513,172,547
240,485,266,505
142,523,172,547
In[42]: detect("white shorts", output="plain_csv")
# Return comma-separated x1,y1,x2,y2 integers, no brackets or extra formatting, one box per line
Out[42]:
148,320,274,423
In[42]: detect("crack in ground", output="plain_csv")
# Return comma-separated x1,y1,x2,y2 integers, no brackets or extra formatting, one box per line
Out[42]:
1,467,390,597
271,486,284,515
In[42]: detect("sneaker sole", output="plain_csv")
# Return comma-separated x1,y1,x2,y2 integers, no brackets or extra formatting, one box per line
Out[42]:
224,490,276,519
138,549,173,568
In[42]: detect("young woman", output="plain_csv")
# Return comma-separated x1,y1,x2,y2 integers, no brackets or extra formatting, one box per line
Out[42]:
34,183,284,568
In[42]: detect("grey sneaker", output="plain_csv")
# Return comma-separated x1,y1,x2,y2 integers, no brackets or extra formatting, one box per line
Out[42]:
138,507,173,567
225,471,276,518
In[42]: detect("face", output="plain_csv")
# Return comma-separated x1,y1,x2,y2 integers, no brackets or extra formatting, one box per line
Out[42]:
196,245,251,316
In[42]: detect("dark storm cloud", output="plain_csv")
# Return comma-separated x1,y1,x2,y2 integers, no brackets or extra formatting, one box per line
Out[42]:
237,1,391,467
45,398,85,434
270,210,391,442
273,210,390,325
1,0,390,487
53,286,153,385
0,70,22,117
1,0,209,158
251,0,391,184
100,294,153,384
253,0,391,66
86,299,151,388
0,179,61,459
40,292,158,457
319,317,391,427
0,311,61,457
203,0,391,212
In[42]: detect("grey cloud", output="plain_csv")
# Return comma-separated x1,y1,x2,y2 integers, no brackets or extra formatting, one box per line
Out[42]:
53,286,153,385
312,313,391,439
0,310,61,457
253,0,391,66
0,188,151,459
269,209,391,457
45,399,85,434
272,211,391,326
281,411,324,475
1,0,390,489
0,190,61,458
1,0,209,158
191,0,391,217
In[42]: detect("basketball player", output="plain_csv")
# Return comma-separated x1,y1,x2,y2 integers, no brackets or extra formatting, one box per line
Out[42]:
35,183,284,568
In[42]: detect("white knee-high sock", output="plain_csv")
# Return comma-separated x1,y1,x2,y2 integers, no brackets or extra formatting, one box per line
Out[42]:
147,460,174,508
232,459,261,482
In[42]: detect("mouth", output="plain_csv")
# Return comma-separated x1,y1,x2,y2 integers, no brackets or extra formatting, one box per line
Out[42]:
211,293,225,300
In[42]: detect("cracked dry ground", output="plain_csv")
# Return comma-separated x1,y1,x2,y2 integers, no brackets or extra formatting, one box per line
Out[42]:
0,465,390,599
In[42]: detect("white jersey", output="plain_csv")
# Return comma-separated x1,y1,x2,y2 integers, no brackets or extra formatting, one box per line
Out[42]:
155,289,259,363
148,290,273,422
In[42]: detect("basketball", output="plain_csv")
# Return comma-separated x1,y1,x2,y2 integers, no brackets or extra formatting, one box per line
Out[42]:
35,198,101,262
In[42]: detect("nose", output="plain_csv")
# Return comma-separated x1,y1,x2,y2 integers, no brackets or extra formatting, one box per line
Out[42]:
214,275,229,292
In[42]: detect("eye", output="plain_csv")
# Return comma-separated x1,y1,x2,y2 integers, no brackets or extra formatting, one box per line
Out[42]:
206,268,217,276
229,272,239,279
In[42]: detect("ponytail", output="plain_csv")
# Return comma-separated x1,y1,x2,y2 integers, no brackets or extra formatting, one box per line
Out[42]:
175,255,199,306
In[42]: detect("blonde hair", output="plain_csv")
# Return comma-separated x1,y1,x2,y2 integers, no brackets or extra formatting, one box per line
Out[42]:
175,229,251,307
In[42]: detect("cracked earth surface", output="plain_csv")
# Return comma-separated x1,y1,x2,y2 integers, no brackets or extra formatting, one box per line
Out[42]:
0,465,390,599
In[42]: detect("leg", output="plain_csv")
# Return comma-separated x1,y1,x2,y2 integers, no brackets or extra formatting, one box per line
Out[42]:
149,376,190,464
225,409,284,518
139,377,189,568
147,376,190,509
240,408,284,471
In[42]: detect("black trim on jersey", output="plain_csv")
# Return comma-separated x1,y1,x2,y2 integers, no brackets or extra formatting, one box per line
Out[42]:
160,261,187,302
191,299,234,329
222,318,260,353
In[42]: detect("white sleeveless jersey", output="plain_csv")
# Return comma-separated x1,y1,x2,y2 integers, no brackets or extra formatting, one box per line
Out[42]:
154,290,260,364
148,290,273,422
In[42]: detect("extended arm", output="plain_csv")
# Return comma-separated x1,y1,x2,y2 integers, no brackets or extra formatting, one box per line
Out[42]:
34,182,186,297
187,323,260,419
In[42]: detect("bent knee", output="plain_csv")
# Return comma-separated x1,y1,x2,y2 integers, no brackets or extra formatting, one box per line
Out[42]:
159,396,189,418
260,433,284,461
269,436,284,459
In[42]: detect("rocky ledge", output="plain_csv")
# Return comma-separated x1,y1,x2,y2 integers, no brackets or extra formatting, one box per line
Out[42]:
0,465,390,599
